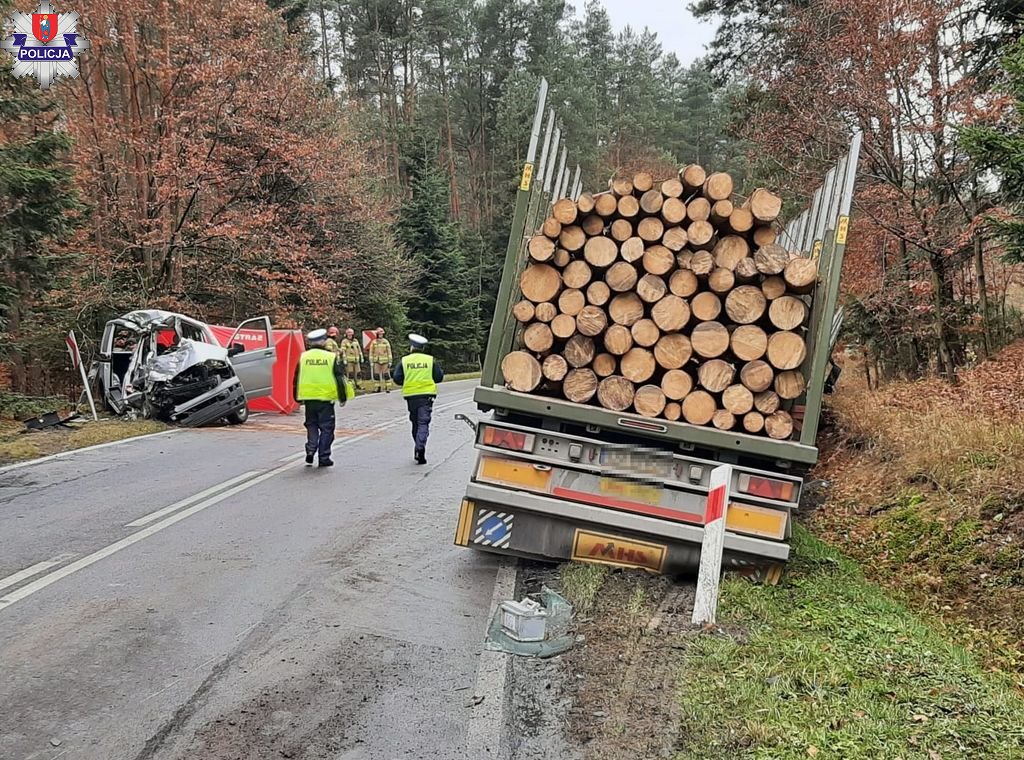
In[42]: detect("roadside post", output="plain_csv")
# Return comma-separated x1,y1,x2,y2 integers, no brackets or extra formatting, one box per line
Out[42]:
66,330,98,421
692,464,732,625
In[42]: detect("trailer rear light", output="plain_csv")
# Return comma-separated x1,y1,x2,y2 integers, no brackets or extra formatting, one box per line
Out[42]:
736,473,797,502
726,503,788,540
482,426,535,453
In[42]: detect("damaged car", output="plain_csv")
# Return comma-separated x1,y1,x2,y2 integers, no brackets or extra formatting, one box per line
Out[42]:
92,310,276,426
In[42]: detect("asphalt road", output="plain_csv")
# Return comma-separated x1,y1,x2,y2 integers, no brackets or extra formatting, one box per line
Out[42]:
0,379,502,760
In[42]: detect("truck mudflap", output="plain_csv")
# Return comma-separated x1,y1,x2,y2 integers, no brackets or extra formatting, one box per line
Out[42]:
455,482,789,576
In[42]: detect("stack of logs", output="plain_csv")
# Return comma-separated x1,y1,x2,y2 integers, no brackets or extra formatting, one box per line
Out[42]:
500,166,816,440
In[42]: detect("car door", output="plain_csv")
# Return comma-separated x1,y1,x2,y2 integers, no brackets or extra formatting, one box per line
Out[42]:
224,316,276,399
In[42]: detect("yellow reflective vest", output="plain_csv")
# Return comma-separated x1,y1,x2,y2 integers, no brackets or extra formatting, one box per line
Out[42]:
401,352,436,397
296,348,340,401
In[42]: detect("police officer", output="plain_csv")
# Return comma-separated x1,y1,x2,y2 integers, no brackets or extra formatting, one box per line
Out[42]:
392,333,444,464
368,327,393,393
339,328,364,381
293,329,347,467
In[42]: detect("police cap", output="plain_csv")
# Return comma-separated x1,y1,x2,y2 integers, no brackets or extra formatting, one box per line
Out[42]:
306,328,328,344
408,333,428,348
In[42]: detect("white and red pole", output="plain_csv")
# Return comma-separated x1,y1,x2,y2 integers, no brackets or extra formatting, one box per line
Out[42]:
692,464,732,625
66,330,98,420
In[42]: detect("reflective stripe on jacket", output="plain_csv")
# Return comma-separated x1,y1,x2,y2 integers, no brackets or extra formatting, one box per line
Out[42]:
339,338,363,362
296,349,340,401
401,353,436,397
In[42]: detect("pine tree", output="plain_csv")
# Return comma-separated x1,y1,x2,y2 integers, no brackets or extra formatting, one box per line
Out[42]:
396,134,480,370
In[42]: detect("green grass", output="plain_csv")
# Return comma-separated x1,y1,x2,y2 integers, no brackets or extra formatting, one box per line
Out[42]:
443,371,482,382
560,561,609,614
677,527,1024,760
0,418,167,465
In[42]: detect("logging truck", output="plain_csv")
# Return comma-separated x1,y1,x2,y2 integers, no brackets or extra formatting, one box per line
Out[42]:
453,80,861,577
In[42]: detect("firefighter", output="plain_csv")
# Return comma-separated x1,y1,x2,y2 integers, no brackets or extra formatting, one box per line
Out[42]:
324,326,342,357
369,327,394,393
339,327,364,382
392,333,444,464
293,328,347,468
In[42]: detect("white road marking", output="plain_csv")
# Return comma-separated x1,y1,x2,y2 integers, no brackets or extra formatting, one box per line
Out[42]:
0,554,74,593
125,470,262,527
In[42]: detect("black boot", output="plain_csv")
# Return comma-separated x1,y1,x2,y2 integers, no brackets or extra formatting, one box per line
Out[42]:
415,448,426,465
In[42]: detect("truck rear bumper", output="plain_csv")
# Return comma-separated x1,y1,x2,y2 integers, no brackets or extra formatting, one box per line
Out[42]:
456,482,789,575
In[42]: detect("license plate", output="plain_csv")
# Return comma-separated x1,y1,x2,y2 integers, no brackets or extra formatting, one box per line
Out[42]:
598,477,663,505
571,529,667,573
599,447,676,481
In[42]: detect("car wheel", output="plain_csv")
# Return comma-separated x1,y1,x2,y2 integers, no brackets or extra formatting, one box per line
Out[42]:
226,403,249,425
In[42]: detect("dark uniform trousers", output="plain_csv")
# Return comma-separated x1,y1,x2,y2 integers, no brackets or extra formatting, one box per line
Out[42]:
304,400,336,460
407,396,433,450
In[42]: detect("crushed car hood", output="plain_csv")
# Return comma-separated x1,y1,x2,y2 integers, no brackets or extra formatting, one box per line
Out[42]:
118,309,181,332
144,339,230,382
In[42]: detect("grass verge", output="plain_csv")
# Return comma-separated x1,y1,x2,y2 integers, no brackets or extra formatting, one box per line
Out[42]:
559,561,608,614
678,527,1024,760
0,418,168,465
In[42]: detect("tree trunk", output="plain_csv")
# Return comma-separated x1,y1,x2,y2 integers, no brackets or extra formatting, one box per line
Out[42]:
501,351,542,391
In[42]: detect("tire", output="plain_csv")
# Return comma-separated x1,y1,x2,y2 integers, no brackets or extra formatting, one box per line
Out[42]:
226,403,249,425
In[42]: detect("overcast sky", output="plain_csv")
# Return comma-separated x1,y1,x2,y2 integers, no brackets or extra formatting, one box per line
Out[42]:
598,0,718,65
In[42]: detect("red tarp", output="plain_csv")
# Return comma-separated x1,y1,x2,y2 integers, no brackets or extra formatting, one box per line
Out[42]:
208,325,305,414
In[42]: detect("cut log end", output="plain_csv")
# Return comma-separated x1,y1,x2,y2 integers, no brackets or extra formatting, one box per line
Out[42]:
764,410,794,440
564,334,597,368
563,368,599,403
597,375,635,411
634,384,667,418
682,390,716,425
501,351,542,392
520,264,562,303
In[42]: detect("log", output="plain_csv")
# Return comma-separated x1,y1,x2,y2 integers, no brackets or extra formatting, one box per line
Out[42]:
739,360,774,393
680,164,707,194
606,261,639,292
586,280,611,306
551,313,576,339
643,245,675,276
534,302,557,323
754,243,790,275
691,292,722,322
542,353,569,382
713,236,751,271
576,305,609,337
582,214,605,237
722,384,754,415
597,376,635,411
637,273,668,303
748,188,783,223
610,218,633,242
633,172,654,194
584,236,619,268
542,218,562,239
669,269,698,298
713,410,737,430
766,331,807,370
735,257,759,283
640,189,663,215
661,369,693,401
563,368,599,403
608,292,644,326
553,248,571,268
553,198,578,225
618,195,640,218
697,358,735,393
523,322,554,353
593,353,617,377
562,260,592,289
634,385,667,418
604,324,634,355
559,225,587,252
501,351,542,392
512,300,536,323
661,198,687,225
595,193,618,217
631,318,661,348
621,237,645,263
784,257,818,294
731,325,768,362
638,216,664,243
743,411,765,434
620,347,657,383
676,251,693,270
651,294,690,332
654,333,692,369
710,199,734,225
753,226,777,247
728,207,754,234
761,275,787,300
611,177,634,197
703,172,734,201
664,402,682,421
724,285,768,324
558,288,586,317
691,321,730,359
564,334,597,368
690,250,715,276
708,267,736,294
687,197,711,222
769,295,809,331
521,264,561,303
661,178,684,198
764,410,794,440
577,192,596,214
662,226,688,251
774,369,807,399
682,390,716,425
689,222,716,251
754,390,781,415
